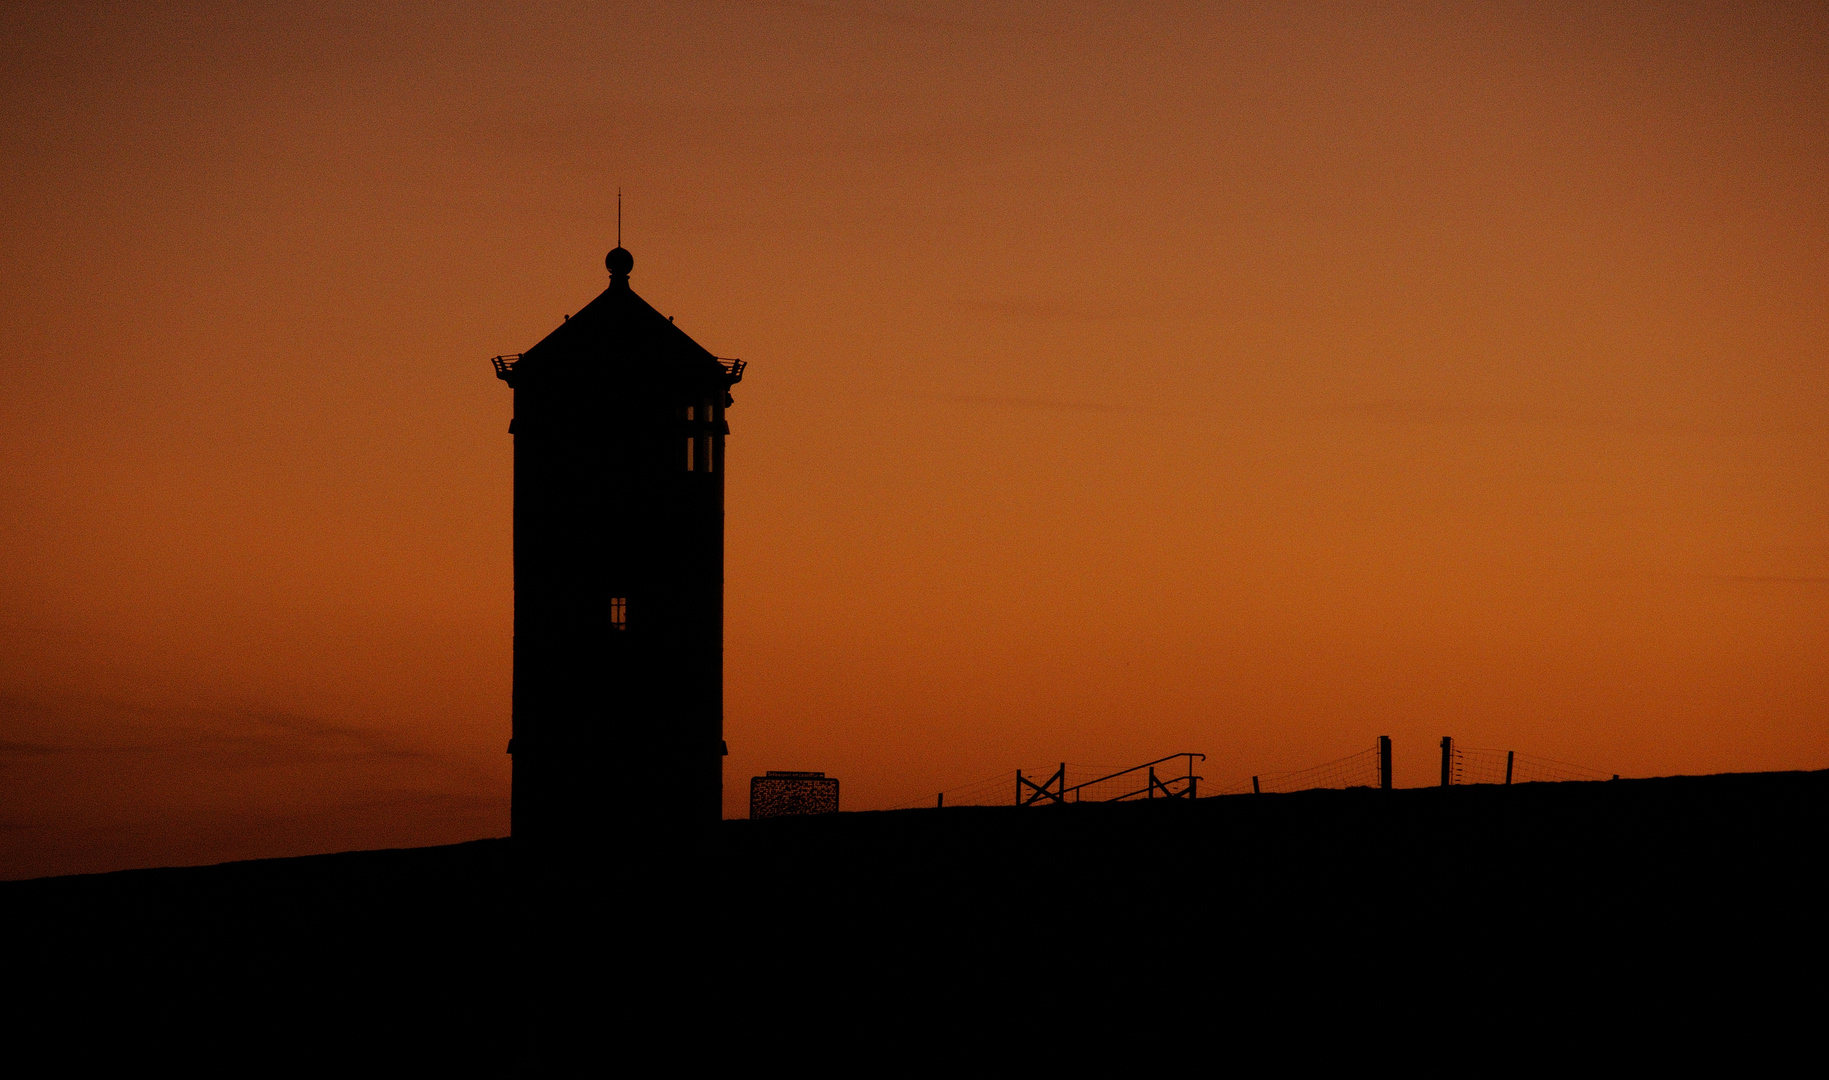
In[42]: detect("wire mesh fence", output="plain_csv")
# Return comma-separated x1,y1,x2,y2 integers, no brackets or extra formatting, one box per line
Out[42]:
1451,747,1615,785
888,764,1089,810
1209,745,1385,796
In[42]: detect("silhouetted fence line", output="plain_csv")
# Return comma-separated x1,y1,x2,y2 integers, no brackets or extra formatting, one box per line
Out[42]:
888,755,1204,810
886,765,1083,810
1447,743,1616,786
885,736,1616,810
1020,753,1204,805
885,768,1043,810
1211,741,1386,796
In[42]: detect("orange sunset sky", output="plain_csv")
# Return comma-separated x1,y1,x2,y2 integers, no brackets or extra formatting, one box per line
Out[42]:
3,2,1826,878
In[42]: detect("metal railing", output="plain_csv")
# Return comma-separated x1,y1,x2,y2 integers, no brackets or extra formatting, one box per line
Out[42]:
1019,753,1205,806
494,351,741,388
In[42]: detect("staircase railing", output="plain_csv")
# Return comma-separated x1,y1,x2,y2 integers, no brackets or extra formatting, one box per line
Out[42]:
1017,753,1205,806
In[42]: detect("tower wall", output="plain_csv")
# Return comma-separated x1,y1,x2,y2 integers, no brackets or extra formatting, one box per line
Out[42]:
504,264,732,848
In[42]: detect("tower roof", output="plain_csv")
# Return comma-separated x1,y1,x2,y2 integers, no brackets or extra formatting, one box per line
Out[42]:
508,248,737,392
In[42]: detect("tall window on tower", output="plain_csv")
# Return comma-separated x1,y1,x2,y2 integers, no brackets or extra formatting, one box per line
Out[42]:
610,597,627,631
697,398,713,474
684,401,715,473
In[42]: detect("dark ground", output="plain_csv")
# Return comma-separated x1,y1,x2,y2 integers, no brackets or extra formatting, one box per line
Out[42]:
6,771,1823,1042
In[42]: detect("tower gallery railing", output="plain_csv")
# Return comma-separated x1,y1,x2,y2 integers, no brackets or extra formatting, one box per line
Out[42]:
492,352,741,387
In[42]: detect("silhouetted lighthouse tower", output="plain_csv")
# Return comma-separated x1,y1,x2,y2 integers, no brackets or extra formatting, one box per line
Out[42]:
493,246,743,844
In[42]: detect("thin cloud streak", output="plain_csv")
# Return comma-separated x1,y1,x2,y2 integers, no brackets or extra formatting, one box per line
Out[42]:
931,393,1122,412
0,692,433,763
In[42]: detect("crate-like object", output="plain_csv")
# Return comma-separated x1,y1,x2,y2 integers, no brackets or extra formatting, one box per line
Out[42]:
750,771,839,819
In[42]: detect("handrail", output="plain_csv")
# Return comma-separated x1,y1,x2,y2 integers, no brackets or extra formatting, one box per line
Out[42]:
1096,776,1201,803
495,350,739,388
1061,753,1205,800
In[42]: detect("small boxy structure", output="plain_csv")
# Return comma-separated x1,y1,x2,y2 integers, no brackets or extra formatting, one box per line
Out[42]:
750,771,839,820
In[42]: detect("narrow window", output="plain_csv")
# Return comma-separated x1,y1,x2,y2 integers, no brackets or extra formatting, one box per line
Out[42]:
610,597,627,631
685,438,695,471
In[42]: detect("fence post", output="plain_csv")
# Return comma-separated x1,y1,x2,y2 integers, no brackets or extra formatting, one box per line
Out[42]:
1015,770,1022,806
1440,736,1452,787
938,792,944,808
1380,736,1392,791
1188,754,1198,799
1505,751,1514,786
1252,775,1260,795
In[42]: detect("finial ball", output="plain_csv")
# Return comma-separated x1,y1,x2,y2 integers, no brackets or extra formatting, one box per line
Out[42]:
606,247,633,276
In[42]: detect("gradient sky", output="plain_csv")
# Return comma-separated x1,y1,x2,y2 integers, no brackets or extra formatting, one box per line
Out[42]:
3,1,1826,878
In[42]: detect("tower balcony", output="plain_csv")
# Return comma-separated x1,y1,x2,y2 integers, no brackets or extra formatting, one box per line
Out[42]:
493,351,740,388
491,353,523,386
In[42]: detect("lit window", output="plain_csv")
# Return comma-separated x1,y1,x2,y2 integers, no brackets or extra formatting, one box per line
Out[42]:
610,597,627,631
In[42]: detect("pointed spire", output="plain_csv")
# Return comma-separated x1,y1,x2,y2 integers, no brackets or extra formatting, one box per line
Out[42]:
608,189,632,286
